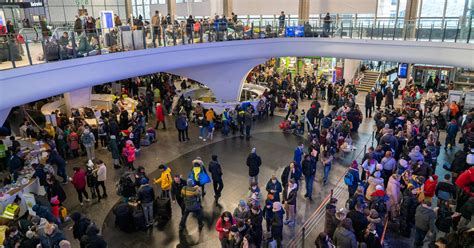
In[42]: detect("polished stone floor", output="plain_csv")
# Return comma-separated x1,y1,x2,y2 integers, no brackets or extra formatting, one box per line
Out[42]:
42,96,375,247
9,94,461,248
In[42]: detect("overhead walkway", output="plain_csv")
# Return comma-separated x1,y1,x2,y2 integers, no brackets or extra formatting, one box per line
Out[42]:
1,17,473,70
1,37,473,124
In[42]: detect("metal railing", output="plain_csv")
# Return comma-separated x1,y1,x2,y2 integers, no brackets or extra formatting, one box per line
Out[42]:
288,130,376,247
1,15,472,71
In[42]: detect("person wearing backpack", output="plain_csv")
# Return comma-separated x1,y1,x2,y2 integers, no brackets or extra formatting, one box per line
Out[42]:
179,178,204,232
137,178,155,228
117,173,136,202
345,160,360,198
81,128,96,161
70,212,91,241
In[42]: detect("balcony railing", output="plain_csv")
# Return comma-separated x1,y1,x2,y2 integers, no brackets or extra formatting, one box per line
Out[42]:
1,15,472,71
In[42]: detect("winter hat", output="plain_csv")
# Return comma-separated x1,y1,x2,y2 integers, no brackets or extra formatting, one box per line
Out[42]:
26,230,35,239
335,208,347,221
351,160,358,169
31,216,41,225
186,178,194,187
70,212,82,222
399,159,408,168
239,200,247,207
110,135,116,139
374,171,381,178
414,146,420,152
140,177,149,185
467,153,474,165
272,201,282,211
375,185,384,191
251,147,256,153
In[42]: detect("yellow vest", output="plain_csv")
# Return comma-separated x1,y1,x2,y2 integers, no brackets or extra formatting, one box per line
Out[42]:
2,204,19,220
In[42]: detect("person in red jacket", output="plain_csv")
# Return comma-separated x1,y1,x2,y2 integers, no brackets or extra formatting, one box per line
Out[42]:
455,167,474,196
423,175,438,202
455,167,474,212
70,167,90,206
215,211,236,245
155,102,166,129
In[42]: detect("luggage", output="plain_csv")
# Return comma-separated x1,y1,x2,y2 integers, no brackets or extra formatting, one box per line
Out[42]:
132,207,147,231
45,41,60,61
155,197,172,220
113,202,134,233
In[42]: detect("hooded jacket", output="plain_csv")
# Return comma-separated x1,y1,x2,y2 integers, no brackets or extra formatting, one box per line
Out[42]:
333,226,357,248
246,153,262,177
79,224,107,248
154,166,172,190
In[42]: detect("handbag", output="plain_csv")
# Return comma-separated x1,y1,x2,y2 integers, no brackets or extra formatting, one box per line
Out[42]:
198,169,211,185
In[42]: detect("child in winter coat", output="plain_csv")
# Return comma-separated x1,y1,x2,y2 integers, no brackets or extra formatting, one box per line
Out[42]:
122,142,136,170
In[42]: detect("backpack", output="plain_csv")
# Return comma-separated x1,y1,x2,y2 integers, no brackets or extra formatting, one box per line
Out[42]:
82,133,93,144
344,171,355,186
322,117,332,129
116,176,133,196
370,197,387,215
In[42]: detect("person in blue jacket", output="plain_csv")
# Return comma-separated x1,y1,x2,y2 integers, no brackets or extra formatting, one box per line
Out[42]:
293,143,304,172
445,119,459,150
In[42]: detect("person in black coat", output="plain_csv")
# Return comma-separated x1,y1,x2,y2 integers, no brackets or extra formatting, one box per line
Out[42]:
70,212,91,241
80,224,107,248
399,186,418,237
281,162,301,202
249,205,263,248
45,176,67,204
208,155,224,203
365,92,373,118
171,175,187,214
302,154,316,200
346,201,369,242
246,148,262,185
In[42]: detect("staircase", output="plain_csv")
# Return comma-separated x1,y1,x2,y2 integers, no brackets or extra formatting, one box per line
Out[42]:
357,71,380,92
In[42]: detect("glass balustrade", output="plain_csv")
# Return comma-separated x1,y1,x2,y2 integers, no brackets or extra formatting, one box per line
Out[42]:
1,15,472,71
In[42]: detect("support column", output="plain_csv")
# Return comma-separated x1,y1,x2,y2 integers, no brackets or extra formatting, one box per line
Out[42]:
124,0,133,21
0,108,11,127
63,87,92,116
167,0,176,22
223,0,233,19
298,0,310,25
404,0,421,39
168,59,268,102
343,59,361,82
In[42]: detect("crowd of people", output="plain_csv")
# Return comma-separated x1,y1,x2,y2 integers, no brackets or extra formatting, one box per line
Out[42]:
1,56,473,248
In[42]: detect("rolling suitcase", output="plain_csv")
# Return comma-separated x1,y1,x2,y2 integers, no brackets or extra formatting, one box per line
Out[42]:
113,202,134,233
132,207,147,231
155,197,171,220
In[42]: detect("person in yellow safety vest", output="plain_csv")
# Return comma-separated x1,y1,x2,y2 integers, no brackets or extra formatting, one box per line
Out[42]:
154,164,172,198
0,196,21,225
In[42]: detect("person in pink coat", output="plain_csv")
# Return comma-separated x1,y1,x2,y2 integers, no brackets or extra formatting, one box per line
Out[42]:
386,174,401,216
155,103,166,129
122,143,136,170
